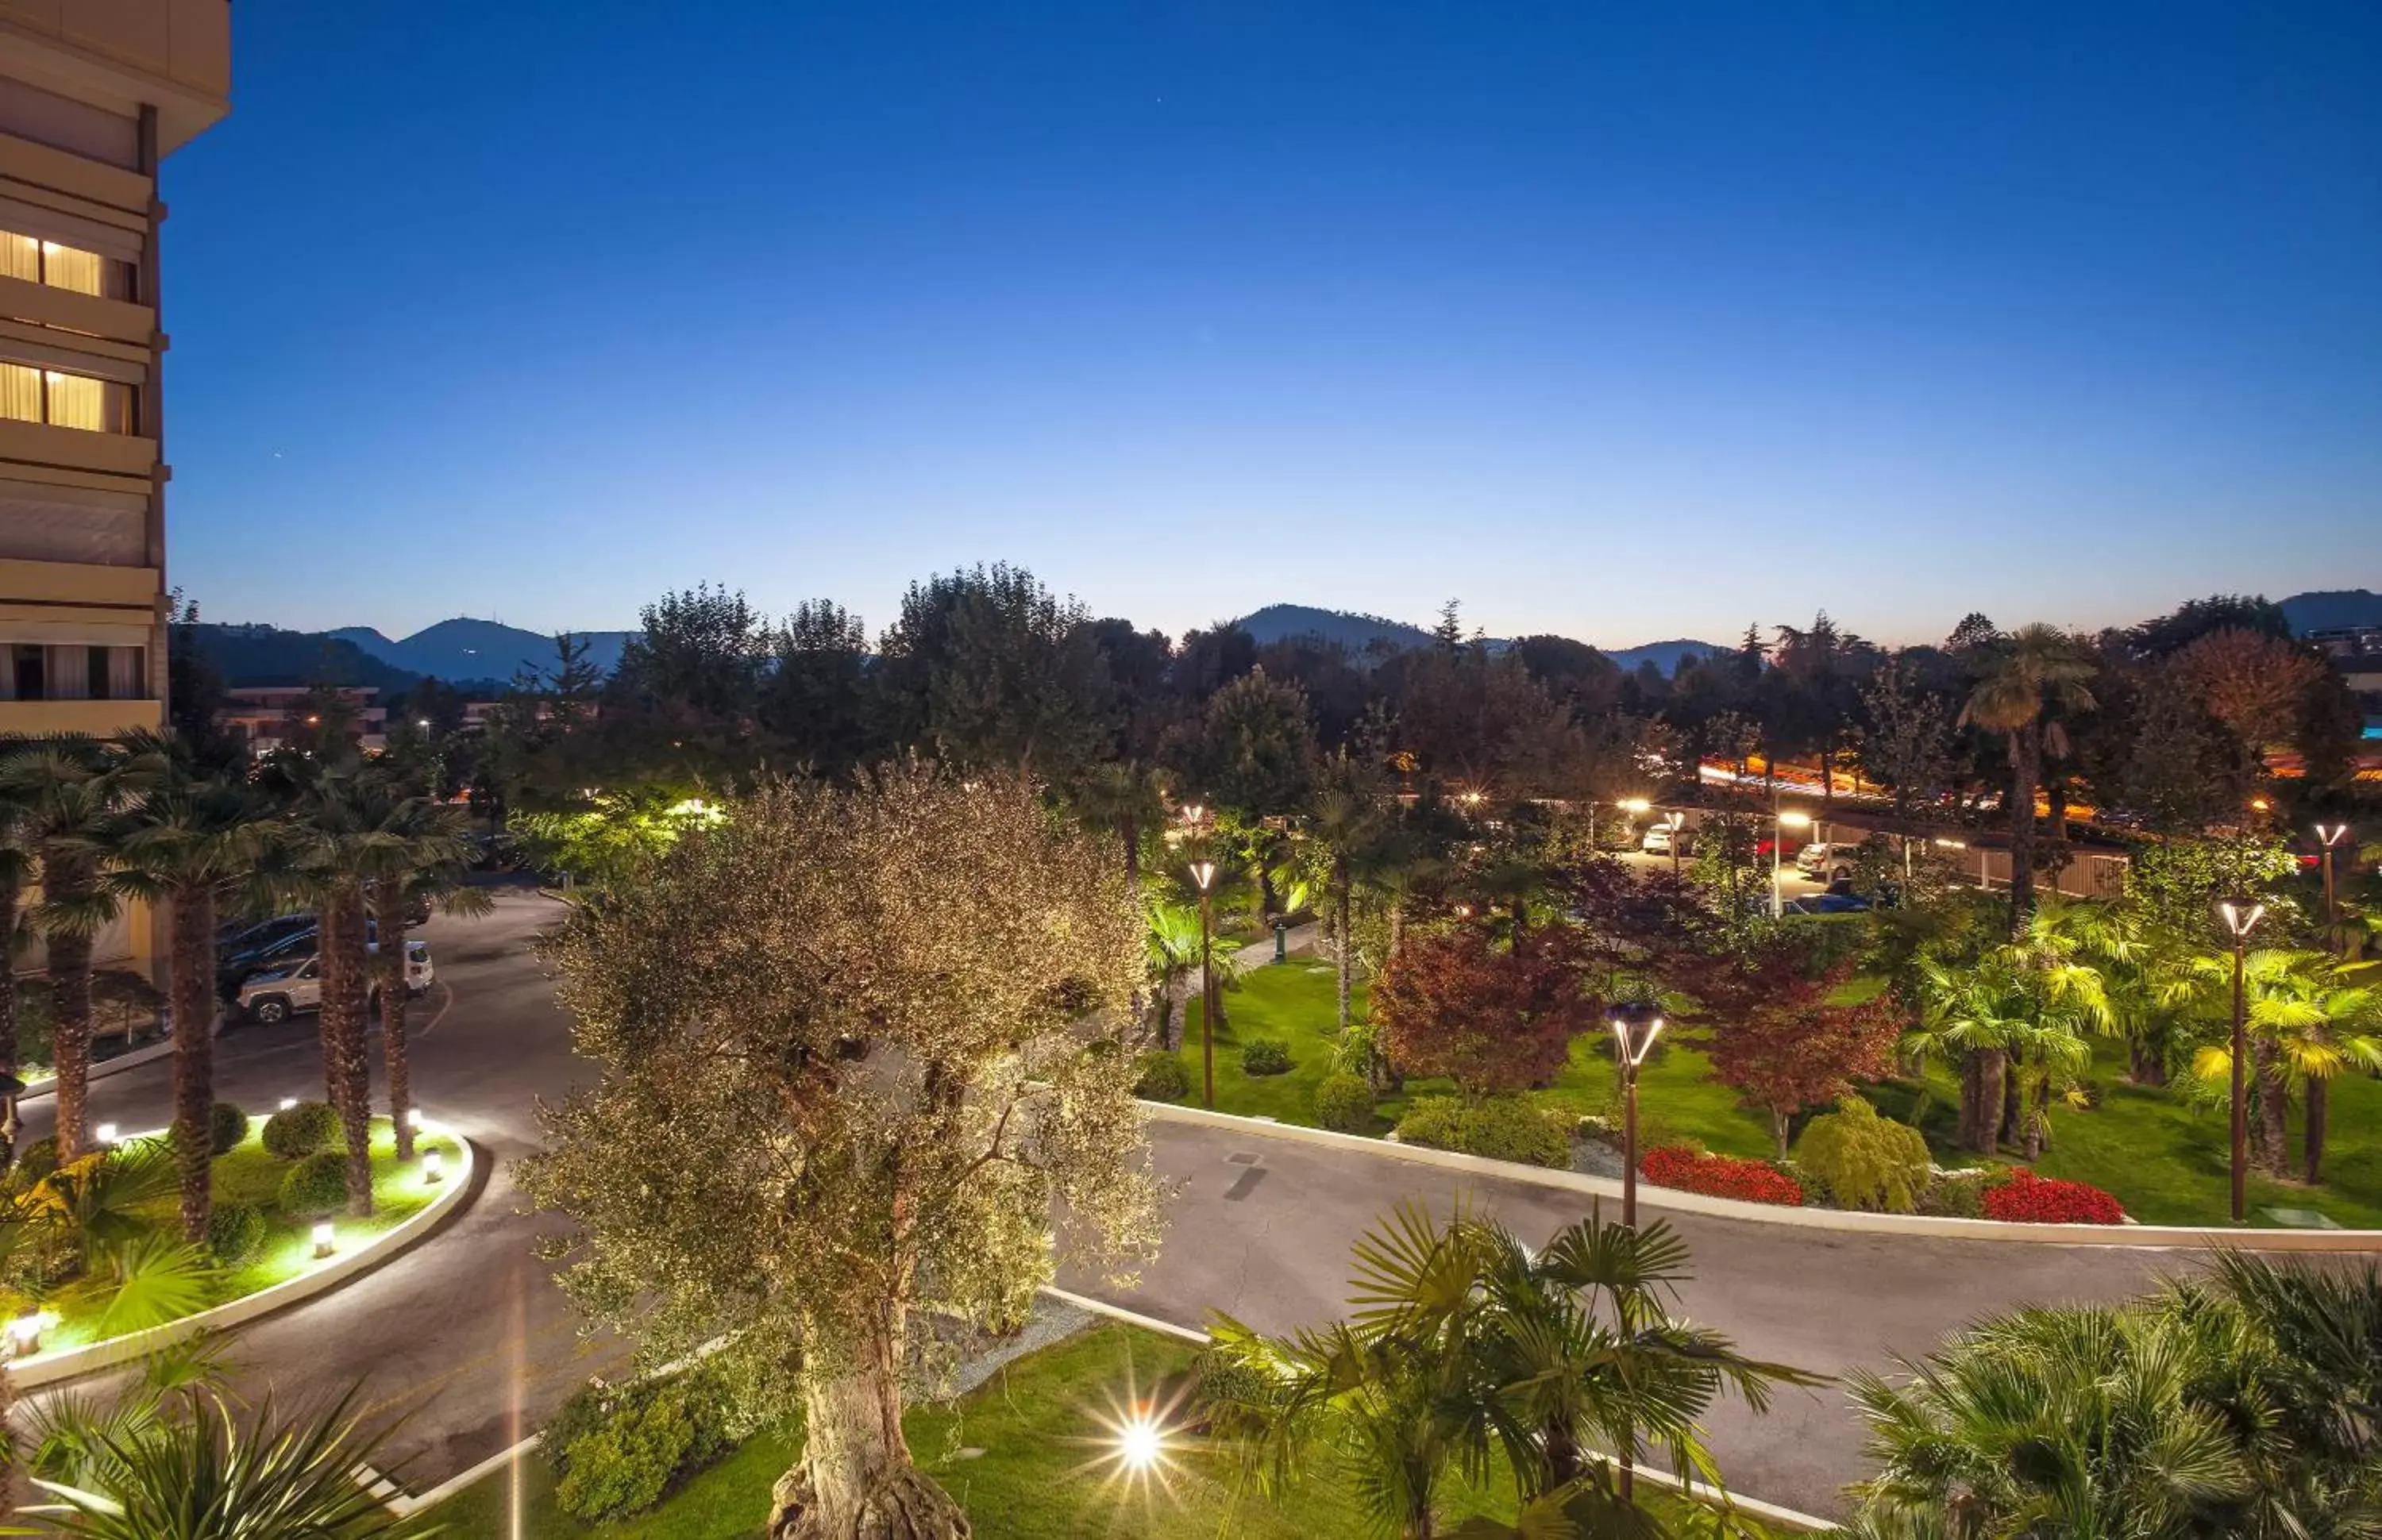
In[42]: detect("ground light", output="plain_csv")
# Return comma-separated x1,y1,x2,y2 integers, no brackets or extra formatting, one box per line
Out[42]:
1074,1369,1198,1507
279,1097,298,1111
423,1149,444,1184
312,1222,336,1259
6,1309,57,1357
94,1122,117,1146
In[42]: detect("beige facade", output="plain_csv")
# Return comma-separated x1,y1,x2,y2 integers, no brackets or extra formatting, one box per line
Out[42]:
0,0,228,972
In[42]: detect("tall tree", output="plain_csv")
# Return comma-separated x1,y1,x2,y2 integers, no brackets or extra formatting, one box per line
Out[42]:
3,737,151,1161
110,729,274,1243
757,599,873,776
353,772,483,1162
0,758,32,1161
1373,925,1594,1099
521,769,1158,1540
2168,627,2326,801
1856,654,1955,824
1960,623,2099,925
1697,938,1903,1157
609,583,766,722
1302,753,1389,1037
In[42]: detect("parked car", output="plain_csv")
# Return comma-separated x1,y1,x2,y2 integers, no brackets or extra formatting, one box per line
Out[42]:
217,913,314,961
1794,841,1862,883
1783,891,1871,917
1640,824,1691,856
218,918,383,999
237,941,434,1026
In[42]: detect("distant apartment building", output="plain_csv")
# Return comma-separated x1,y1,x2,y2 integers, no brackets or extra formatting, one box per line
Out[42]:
0,2,230,973
218,685,388,757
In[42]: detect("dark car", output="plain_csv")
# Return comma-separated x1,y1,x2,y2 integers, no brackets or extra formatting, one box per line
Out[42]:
217,913,314,962
218,918,381,999
1783,891,1871,916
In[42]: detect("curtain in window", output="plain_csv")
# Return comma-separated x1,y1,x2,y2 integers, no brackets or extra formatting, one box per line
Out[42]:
44,371,106,430
0,233,33,283
42,645,87,700
40,241,101,296
0,362,37,423
109,645,144,699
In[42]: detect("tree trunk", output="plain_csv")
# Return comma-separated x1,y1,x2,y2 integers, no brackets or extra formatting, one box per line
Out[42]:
321,883,375,1216
767,1315,968,1540
1387,895,1405,959
1817,751,1834,812
1959,1048,2004,1154
2304,1077,2329,1185
0,868,17,1163
1120,811,1139,891
1999,1057,2025,1149
1334,866,1352,1038
2127,1035,2168,1087
370,879,415,1161
41,845,98,1161
2005,729,2041,928
1772,1108,1791,1160
169,883,218,1244
2253,1037,2290,1179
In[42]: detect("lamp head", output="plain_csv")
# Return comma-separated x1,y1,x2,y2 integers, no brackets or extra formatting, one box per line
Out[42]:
1663,810,1686,830
1608,1000,1666,1066
2218,899,2266,941
1181,803,1204,826
1189,860,1216,894
2316,822,2349,848
1621,798,1652,814
1779,810,1813,829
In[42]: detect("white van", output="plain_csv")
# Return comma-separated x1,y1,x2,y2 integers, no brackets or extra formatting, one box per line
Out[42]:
238,941,434,1025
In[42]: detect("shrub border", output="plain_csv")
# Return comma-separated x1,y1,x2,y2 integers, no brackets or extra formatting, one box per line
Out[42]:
1139,1101,2378,1249
8,1118,480,1390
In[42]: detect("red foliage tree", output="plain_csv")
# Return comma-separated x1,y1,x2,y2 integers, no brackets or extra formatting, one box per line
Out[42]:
1373,924,1597,1098
1692,935,1904,1157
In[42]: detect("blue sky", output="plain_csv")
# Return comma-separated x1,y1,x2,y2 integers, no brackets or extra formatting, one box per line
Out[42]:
163,2,2381,649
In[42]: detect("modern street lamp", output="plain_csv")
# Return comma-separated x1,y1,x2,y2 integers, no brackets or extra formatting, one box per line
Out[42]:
2218,898,2264,1224
1662,810,1686,880
2316,823,2350,949
1608,1003,1665,1229
1773,810,1813,917
1190,859,1218,1110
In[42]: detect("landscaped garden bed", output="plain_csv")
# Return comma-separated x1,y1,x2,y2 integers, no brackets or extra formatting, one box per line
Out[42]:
5,1105,461,1359
1147,960,2372,1230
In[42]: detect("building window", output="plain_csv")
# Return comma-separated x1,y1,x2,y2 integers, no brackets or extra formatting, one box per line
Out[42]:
11,645,40,701
0,232,137,302
0,645,145,703
0,362,136,433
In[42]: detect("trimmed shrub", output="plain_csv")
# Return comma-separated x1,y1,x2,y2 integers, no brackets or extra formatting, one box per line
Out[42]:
1394,1096,1570,1168
206,1201,268,1266
1132,1051,1189,1102
261,1101,339,1160
1917,1168,2008,1219
1311,1072,1376,1133
278,1151,350,1218
209,1102,250,1157
1794,1099,1931,1213
1240,1038,1292,1076
13,1135,58,1180
1981,1168,2124,1225
549,1370,734,1523
1640,1145,1806,1207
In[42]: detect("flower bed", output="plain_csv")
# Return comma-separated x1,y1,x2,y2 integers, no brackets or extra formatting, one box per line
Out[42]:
1979,1168,2125,1226
1640,1145,1806,1207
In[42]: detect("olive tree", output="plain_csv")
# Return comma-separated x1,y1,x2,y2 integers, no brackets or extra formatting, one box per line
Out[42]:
521,766,1161,1540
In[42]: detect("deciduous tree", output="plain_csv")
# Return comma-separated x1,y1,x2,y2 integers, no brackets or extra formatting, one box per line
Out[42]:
1695,938,1902,1157
1372,925,1594,1098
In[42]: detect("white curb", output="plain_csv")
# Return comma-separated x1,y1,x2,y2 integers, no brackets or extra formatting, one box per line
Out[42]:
1142,1100,2382,1250
6,1118,479,1390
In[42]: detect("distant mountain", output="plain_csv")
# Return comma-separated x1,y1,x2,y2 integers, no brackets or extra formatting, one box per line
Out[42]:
1604,638,1730,676
192,625,425,693
1231,603,1438,653
2281,590,2382,636
328,618,634,687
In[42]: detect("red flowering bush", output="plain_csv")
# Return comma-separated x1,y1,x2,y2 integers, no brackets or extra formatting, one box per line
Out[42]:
1640,1145,1805,1207
1979,1169,2125,1225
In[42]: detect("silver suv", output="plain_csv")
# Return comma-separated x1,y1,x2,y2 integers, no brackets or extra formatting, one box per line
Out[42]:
237,941,434,1025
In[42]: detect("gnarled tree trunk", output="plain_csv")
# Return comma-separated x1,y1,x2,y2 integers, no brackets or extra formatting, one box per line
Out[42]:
767,1312,968,1540
168,882,218,1243
370,879,415,1161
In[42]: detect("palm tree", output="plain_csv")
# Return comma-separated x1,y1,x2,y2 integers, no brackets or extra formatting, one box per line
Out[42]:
1957,623,2097,927
354,773,482,1161
1303,759,1387,1036
2165,948,2382,1181
1142,893,1202,1050
1202,1203,1813,1538
109,728,276,1242
1909,937,2102,1158
0,754,37,1161
0,737,156,1161
1070,758,1167,887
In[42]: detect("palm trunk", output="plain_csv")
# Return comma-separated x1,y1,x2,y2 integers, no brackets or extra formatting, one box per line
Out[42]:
371,880,415,1161
1120,811,1139,891
1959,1048,2004,1154
766,1307,966,1540
42,842,99,1162
0,866,18,1162
1334,862,1352,1038
321,883,375,1215
2127,1034,2168,1087
2006,730,2040,928
2253,1037,2290,1179
169,882,218,1243
2304,1078,2328,1184
1999,1057,2025,1149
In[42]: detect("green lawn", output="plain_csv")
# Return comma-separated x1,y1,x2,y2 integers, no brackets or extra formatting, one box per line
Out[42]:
46,1117,459,1351
424,1323,1769,1538
1174,961,2382,1229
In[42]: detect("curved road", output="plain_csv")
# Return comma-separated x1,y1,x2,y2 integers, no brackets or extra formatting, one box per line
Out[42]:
20,893,2293,1518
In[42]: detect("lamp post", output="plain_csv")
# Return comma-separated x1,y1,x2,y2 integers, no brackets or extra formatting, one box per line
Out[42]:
1190,859,1217,1110
0,1068,21,1161
1773,810,1813,917
2218,899,2264,1224
2315,823,2350,949
1608,1003,1665,1229
1662,810,1685,880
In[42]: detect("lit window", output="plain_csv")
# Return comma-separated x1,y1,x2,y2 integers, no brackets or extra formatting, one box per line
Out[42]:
0,235,34,284
0,229,135,301
40,243,102,296
0,361,135,433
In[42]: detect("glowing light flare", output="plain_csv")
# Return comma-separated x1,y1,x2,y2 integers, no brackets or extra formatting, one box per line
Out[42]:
94,1122,118,1146
2315,822,2350,848
2218,900,2266,940
1068,1370,1201,1508
1620,798,1652,814
279,1097,299,1111
1188,860,1216,893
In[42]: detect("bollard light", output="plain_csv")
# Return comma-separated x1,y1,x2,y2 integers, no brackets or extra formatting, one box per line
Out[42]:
311,1222,335,1259
405,1108,423,1130
6,1309,57,1357
94,1122,118,1147
279,1097,299,1111
423,1149,445,1184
